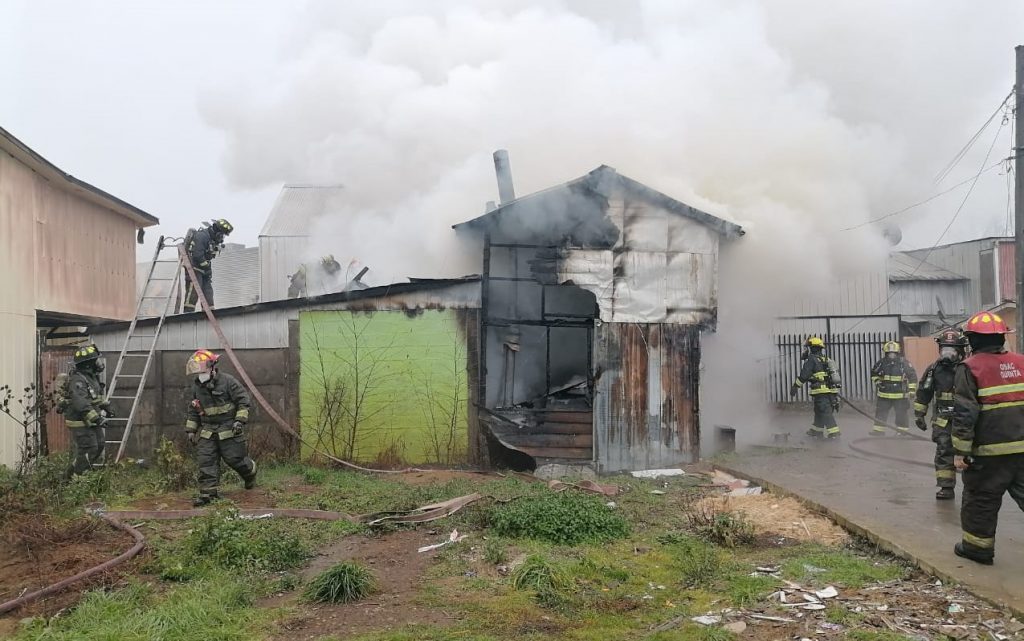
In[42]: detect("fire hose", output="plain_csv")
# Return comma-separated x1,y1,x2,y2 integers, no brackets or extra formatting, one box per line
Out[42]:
836,392,937,469
178,244,428,475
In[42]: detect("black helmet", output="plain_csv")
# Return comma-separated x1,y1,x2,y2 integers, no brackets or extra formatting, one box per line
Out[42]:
936,328,967,348
210,219,233,236
73,344,102,366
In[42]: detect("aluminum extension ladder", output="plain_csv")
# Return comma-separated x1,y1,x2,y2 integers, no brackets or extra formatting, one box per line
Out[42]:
103,236,185,463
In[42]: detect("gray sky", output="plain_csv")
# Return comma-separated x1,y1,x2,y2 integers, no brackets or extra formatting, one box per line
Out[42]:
1,1,1021,273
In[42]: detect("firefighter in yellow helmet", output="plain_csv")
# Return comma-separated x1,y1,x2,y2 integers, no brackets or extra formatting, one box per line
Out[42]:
185,348,256,506
790,336,841,439
869,340,918,435
62,344,113,477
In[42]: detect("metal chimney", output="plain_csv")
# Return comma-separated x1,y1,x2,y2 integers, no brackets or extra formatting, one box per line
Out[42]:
493,149,516,205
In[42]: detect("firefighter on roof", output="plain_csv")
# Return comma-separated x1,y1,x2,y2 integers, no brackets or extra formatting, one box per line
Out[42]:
63,344,113,477
790,336,841,439
869,340,918,435
914,328,969,500
951,311,1024,565
184,218,233,313
185,349,257,506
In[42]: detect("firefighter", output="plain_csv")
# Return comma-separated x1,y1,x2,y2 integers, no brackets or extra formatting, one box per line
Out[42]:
183,218,234,312
914,329,969,500
184,349,256,506
951,311,1024,565
869,341,918,435
320,254,342,276
287,264,308,298
64,344,113,477
790,336,841,439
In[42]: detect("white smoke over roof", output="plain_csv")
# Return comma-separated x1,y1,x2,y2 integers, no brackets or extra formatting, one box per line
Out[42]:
199,0,1022,444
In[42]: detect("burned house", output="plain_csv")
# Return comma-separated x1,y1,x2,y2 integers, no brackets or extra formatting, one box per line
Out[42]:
455,153,744,473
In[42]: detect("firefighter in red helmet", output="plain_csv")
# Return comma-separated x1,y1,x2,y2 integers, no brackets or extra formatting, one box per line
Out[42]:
914,328,969,500
951,311,1024,565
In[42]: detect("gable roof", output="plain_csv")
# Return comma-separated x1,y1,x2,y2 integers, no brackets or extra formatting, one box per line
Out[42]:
888,251,968,282
452,165,744,238
0,125,158,227
259,184,345,237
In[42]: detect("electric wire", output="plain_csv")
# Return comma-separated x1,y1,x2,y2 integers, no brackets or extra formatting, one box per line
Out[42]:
933,90,1014,185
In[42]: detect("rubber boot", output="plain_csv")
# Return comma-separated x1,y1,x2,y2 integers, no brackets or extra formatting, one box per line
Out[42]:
954,543,993,565
936,487,955,500
244,461,257,490
192,493,216,507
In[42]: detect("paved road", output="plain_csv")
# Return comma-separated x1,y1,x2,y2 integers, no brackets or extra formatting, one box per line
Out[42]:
724,413,1024,615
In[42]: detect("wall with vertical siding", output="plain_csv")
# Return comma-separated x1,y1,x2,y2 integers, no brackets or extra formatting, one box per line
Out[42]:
903,238,1010,313
259,236,309,302
593,322,700,472
0,148,141,468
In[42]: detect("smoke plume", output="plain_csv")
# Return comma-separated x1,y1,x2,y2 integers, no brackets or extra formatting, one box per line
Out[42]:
200,0,1022,447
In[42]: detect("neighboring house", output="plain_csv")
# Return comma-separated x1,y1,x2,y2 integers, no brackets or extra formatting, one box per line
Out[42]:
0,126,159,468
887,251,969,336
259,184,345,302
901,237,1016,318
454,159,744,472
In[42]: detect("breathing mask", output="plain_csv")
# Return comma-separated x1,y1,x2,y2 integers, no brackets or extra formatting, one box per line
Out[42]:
939,347,960,363
885,352,897,361
93,359,106,373
197,372,213,384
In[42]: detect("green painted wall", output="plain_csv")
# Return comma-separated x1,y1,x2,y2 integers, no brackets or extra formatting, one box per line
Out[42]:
299,310,469,465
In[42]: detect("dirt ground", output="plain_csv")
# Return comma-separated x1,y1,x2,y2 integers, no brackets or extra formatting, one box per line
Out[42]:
264,528,457,639
698,493,850,545
0,515,136,635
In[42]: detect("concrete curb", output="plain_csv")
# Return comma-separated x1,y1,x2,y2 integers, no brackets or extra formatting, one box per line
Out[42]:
714,463,1024,620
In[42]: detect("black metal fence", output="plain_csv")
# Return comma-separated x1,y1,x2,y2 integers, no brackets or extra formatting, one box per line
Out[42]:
768,331,898,403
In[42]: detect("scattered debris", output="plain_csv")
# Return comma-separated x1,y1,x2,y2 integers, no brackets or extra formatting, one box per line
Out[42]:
723,621,747,633
365,493,481,525
649,615,686,633
696,494,848,545
949,603,965,614
815,586,839,599
417,529,468,553
691,615,721,626
631,469,685,479
649,490,666,495
546,479,620,496
749,614,796,623
728,486,763,496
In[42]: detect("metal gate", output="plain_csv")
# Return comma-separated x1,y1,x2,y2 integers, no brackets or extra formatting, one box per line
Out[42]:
768,315,900,403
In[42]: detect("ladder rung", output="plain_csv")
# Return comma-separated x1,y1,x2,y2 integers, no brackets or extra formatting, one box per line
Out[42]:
103,418,129,422
147,277,177,282
130,334,157,338
123,354,149,358
108,395,137,400
115,374,144,378
104,441,125,445
154,260,180,264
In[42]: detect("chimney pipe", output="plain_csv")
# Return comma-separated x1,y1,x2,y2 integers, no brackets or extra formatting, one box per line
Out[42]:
493,149,516,204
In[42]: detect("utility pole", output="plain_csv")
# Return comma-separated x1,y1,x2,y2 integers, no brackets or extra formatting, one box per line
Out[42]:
1016,45,1023,341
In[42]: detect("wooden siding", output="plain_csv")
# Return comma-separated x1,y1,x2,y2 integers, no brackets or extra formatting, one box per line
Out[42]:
593,323,700,472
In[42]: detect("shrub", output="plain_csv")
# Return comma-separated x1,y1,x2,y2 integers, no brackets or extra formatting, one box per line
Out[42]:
489,491,629,545
483,538,508,565
180,507,311,573
661,536,722,588
152,437,194,492
303,562,376,604
686,504,755,548
302,467,328,486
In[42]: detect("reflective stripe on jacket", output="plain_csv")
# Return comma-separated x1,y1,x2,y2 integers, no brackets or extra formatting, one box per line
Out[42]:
871,357,917,398
185,371,251,439
795,353,840,395
952,348,1024,456
915,360,956,426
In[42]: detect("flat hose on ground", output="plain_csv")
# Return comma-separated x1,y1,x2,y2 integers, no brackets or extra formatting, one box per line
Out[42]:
0,512,145,616
836,393,938,469
179,247,429,475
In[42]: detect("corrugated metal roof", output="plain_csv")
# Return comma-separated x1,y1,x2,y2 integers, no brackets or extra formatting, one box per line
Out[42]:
452,166,744,239
259,184,345,237
888,252,968,282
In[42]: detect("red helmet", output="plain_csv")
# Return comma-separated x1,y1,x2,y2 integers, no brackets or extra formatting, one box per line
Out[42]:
964,312,1011,335
185,349,220,376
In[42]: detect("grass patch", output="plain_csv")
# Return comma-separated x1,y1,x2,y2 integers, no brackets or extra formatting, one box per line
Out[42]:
726,573,777,607
303,562,376,604
826,603,865,625
782,548,905,588
14,575,263,640
489,491,630,545
511,554,572,606
685,503,755,548
660,535,723,588
482,538,508,565
845,631,919,641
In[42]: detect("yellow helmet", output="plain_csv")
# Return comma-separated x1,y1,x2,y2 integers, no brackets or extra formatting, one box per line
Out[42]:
805,336,825,348
882,341,901,354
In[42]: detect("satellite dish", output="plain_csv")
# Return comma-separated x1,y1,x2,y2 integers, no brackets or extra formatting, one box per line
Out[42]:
881,224,902,246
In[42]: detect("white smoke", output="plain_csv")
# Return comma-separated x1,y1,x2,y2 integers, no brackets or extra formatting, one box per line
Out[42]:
199,0,1022,446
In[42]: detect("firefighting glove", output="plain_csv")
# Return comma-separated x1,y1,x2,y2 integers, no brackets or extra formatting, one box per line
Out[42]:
915,416,928,431
790,384,800,398
232,421,245,437
187,432,199,446
831,397,841,412
95,416,108,428
102,404,116,419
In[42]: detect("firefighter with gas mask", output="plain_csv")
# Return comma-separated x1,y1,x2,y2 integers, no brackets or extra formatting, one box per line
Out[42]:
869,341,918,435
790,336,842,439
64,344,113,477
914,329,969,500
951,311,1024,565
184,349,256,506
184,218,233,312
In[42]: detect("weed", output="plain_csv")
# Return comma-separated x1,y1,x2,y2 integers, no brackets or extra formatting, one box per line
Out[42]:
511,555,572,607
489,491,630,545
782,548,905,588
825,603,864,625
152,437,194,492
302,466,328,485
14,575,261,641
726,574,776,607
685,503,755,548
271,572,302,593
483,538,508,565
663,536,722,588
845,631,919,641
303,562,376,604
177,506,311,574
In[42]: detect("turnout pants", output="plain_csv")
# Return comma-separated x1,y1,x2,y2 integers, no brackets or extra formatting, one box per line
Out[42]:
873,397,909,434
196,432,256,499
808,394,840,438
932,423,956,488
960,453,1024,561
184,269,214,312
67,426,104,477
